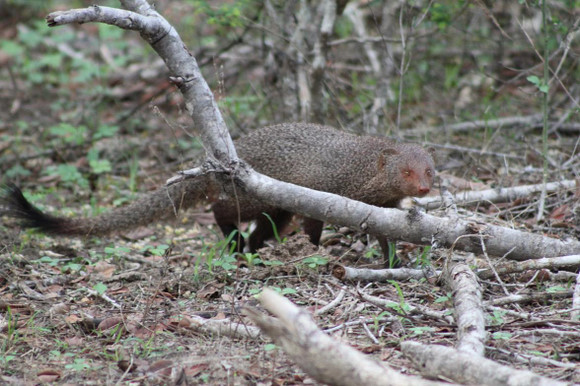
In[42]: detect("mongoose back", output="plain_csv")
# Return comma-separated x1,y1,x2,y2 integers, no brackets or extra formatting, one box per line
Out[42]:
1,123,435,255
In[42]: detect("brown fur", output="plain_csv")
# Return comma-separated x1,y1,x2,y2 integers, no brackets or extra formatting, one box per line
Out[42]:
1,123,435,254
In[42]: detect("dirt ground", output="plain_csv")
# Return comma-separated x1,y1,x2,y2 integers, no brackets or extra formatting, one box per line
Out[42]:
1,187,579,384
1,1,579,385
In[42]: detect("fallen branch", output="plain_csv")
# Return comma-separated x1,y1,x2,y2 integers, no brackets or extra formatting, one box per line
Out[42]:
244,289,448,386
182,315,261,340
486,290,572,307
415,179,578,210
407,114,543,135
486,345,578,370
314,289,345,316
332,265,440,282
401,341,567,386
572,272,580,321
477,254,580,280
443,259,485,356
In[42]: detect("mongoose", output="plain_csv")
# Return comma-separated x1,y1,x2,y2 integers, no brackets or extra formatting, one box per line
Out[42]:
1,123,435,258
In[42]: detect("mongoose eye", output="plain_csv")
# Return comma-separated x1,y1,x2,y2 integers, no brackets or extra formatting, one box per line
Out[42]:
403,170,411,177
425,169,432,176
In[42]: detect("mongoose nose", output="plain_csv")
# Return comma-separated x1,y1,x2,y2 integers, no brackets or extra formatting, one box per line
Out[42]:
417,186,430,195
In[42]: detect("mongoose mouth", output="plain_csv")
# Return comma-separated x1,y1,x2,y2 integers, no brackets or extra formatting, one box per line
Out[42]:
412,188,431,197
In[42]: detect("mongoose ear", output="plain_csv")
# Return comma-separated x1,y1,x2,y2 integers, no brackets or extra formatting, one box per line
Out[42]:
377,148,399,170
426,147,437,162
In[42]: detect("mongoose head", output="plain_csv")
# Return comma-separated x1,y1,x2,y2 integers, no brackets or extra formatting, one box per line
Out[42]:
380,146,436,198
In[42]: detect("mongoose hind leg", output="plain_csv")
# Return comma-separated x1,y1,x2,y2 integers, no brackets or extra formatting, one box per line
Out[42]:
303,218,324,245
378,236,401,268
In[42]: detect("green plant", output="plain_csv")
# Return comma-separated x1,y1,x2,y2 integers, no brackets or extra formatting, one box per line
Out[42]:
104,246,132,259
488,309,507,326
44,164,89,190
434,292,452,304
1,308,19,366
364,245,382,259
491,331,512,340
190,0,260,29
372,311,392,333
545,285,567,293
385,242,400,269
93,282,108,296
213,254,238,272
416,246,432,268
140,244,171,257
388,281,411,313
65,358,91,372
261,213,285,244
87,147,112,175
240,252,260,266
48,123,88,145
202,230,241,273
408,326,435,336
428,1,466,30
4,164,32,179
34,255,86,273
300,255,328,270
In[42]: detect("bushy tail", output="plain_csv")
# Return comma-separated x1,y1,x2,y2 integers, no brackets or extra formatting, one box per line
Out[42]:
0,176,218,237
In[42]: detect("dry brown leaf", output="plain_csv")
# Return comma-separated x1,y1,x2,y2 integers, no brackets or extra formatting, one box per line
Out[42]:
185,363,209,377
64,314,82,324
197,281,225,300
64,336,84,346
148,359,174,374
118,360,139,373
97,317,124,331
107,286,130,295
93,261,116,279
36,369,62,383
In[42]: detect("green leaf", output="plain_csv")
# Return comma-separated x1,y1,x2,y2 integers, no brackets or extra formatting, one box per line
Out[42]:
0,40,24,57
48,123,87,145
90,159,112,174
45,164,89,189
93,282,108,296
546,286,566,293
93,124,119,140
281,288,297,295
492,331,512,340
526,75,540,85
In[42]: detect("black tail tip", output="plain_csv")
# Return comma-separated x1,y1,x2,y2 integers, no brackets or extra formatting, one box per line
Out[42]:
1,183,67,233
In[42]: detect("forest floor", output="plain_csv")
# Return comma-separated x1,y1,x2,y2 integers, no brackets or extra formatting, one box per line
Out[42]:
1,126,578,384
1,1,579,385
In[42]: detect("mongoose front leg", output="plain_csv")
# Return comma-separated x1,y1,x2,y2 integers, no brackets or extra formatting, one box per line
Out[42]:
249,210,293,252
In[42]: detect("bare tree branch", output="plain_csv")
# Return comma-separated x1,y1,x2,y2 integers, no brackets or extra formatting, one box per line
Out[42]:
244,289,448,386
416,179,578,210
443,259,486,356
401,341,567,386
